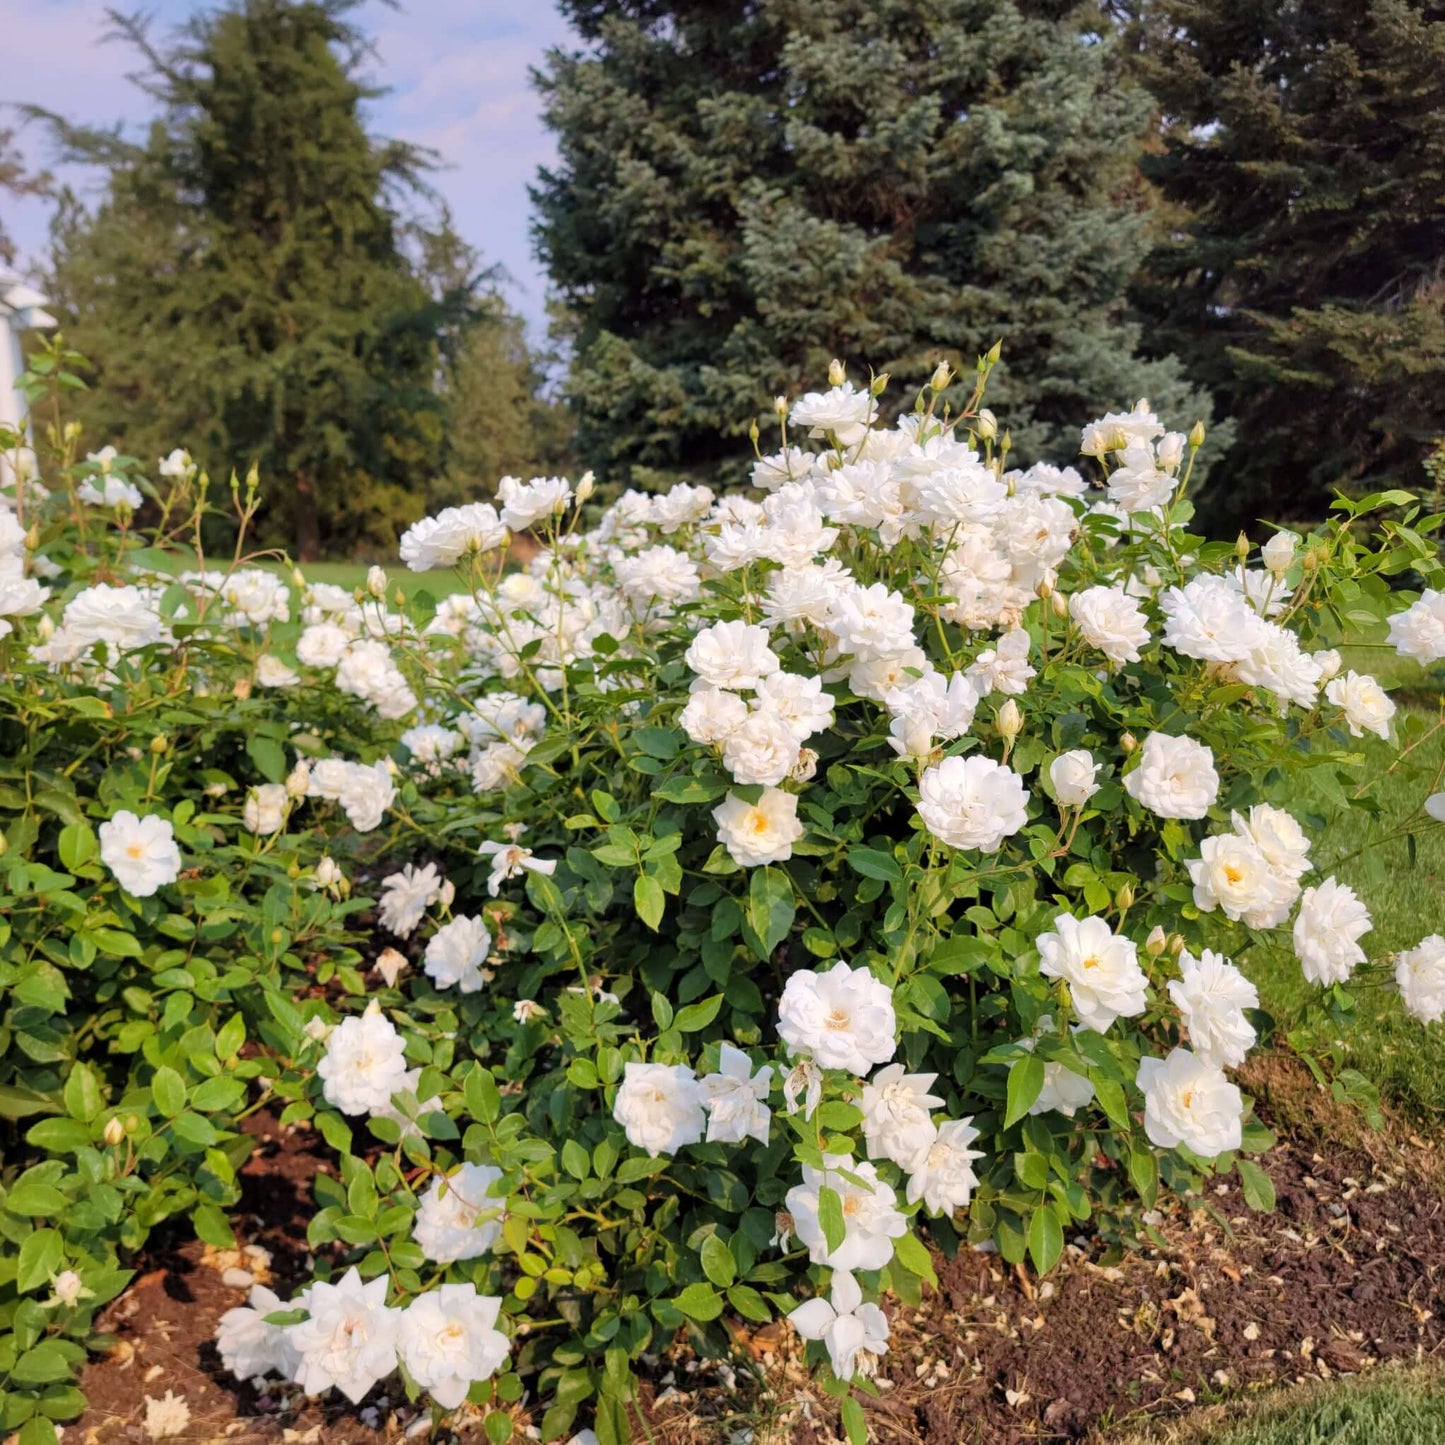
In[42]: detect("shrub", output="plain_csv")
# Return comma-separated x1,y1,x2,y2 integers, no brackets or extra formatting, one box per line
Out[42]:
0,343,1442,1444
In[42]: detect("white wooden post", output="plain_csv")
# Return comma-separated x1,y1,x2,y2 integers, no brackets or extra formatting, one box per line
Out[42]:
0,269,59,492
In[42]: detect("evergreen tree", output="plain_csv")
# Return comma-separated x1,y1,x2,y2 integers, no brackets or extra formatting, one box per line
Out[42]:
36,1,462,557
1130,0,1445,525
534,0,1212,491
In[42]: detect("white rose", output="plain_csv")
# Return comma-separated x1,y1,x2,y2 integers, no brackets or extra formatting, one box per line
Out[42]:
1168,949,1258,1067
904,1117,986,1215
1396,935,1445,1024
699,1043,773,1146
99,811,182,897
1324,671,1396,740
721,710,801,786
612,1062,705,1156
1136,1047,1243,1156
316,1002,409,1116
423,915,492,993
1049,749,1100,807
1386,589,1445,664
859,1065,944,1170
1186,833,1297,929
712,788,805,867
684,619,780,692
242,783,288,836
1123,731,1219,820
1293,877,1372,985
1070,585,1151,665
399,1285,509,1409
288,1267,399,1404
777,962,897,1075
788,1269,889,1381
1036,914,1148,1033
916,755,1029,852
786,1155,907,1270
413,1164,506,1263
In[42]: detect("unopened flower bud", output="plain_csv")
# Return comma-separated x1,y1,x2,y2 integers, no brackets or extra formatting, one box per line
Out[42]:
366,566,387,598
375,947,406,987
1051,590,1068,619
149,734,168,755
1262,531,1296,576
1121,732,1138,754
1115,882,1135,912
1188,420,1206,449
124,1114,139,1136
24,523,40,551
1235,531,1251,560
314,856,343,890
976,409,998,441
439,879,456,909
103,1117,126,1147
1035,577,1054,601
774,395,789,418
828,358,846,386
392,588,406,608
1313,648,1342,683
870,372,889,397
285,759,310,798
929,360,953,393
36,614,55,642
790,747,819,783
52,1270,87,1306
1303,545,1324,572
1145,926,1167,958
748,419,760,445
1168,933,1185,958
986,339,1003,365
292,568,307,588
576,470,596,503
286,860,301,880
232,677,253,700
997,699,1023,741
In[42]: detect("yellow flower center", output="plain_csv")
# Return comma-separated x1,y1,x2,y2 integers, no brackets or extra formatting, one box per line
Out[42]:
126,842,146,860
1082,955,1101,971
825,1008,851,1031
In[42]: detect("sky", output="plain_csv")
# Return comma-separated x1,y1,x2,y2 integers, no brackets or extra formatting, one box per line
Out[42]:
0,0,573,335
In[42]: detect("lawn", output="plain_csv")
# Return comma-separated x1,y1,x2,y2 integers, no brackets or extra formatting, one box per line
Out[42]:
1244,679,1445,1114
125,545,469,601
1121,1368,1445,1444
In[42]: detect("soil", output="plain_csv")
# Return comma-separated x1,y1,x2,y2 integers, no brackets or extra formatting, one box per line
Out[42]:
66,1060,1445,1445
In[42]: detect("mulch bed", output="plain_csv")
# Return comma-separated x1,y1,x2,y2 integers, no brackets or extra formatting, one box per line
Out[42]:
69,1062,1445,1444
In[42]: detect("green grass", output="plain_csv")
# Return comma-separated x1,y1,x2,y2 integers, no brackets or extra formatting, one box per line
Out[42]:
1118,1368,1445,1443
126,546,469,601
1248,690,1445,1115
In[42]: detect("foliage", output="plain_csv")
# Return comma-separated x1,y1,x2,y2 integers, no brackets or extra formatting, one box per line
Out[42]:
0,128,52,269
1128,0,1445,528
30,0,477,560
534,0,1217,495
0,341,1442,1443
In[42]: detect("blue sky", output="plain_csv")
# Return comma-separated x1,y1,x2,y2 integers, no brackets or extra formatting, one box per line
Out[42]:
1,0,572,335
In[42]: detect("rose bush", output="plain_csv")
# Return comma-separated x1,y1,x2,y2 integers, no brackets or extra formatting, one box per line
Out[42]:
1,340,1443,1444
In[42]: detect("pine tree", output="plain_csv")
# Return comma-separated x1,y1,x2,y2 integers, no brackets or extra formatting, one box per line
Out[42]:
1130,0,1445,525
35,1,463,558
534,0,1212,491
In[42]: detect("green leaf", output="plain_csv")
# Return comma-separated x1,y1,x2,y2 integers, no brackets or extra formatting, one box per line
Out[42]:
633,874,665,931
890,1230,937,1288
1237,1158,1276,1213
24,1119,91,1154
674,995,723,1032
727,1283,771,1321
17,1229,64,1293
12,1342,71,1384
1004,1054,1045,1128
246,734,287,783
700,1234,736,1288
20,1418,60,1445
57,823,97,873
1128,1145,1158,1206
841,1395,868,1445
62,1063,102,1123
1027,1206,1064,1275
485,1412,514,1445
847,847,902,882
193,1202,236,1248
744,866,795,959
5,1172,69,1218
561,1140,590,1181
150,1066,187,1118
92,928,143,959
190,1076,245,1114
673,1282,723,1321
818,1185,846,1258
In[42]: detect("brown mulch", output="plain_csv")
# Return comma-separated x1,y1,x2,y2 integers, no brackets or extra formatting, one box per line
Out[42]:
70,1060,1445,1444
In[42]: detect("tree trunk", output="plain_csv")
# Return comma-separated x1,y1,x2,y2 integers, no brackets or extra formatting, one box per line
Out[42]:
293,469,320,562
